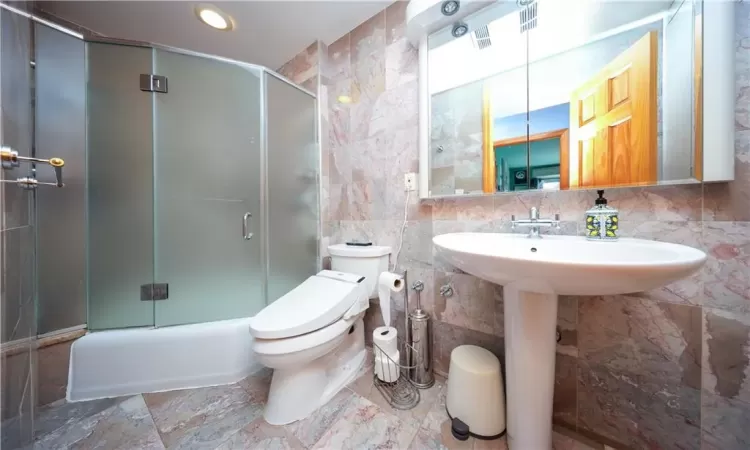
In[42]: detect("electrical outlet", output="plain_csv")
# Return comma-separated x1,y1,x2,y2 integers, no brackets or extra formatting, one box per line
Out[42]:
404,173,417,192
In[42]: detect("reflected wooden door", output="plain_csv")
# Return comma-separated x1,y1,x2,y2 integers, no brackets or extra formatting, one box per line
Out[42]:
566,31,658,189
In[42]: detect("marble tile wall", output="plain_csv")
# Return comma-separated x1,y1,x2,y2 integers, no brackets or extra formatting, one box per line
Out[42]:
276,1,750,448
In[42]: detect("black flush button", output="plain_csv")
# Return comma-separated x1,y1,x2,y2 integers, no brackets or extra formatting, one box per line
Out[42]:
530,247,538,253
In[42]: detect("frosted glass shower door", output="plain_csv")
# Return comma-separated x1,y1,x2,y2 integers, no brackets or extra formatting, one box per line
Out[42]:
265,73,318,303
87,43,156,330
153,50,264,326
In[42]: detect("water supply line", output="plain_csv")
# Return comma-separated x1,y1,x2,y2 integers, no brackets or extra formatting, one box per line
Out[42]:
390,189,410,272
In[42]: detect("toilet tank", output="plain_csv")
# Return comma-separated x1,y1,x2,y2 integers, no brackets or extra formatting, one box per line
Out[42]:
328,244,392,299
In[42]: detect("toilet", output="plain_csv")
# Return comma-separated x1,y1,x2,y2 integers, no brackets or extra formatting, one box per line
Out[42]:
249,244,391,425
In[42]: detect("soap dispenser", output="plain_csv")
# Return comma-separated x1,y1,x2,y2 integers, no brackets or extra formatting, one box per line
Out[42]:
585,190,619,240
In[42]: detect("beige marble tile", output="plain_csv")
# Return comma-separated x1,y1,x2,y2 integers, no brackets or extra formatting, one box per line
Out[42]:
350,178,387,221
433,272,502,336
454,196,495,221
238,368,273,404
418,379,448,435
700,306,750,449
349,365,444,429
702,222,750,314
285,388,356,447
410,427,448,449
35,395,164,450
368,78,419,141
432,321,504,377
277,41,319,85
33,397,130,440
312,393,419,449
700,391,750,450
351,134,387,182
215,417,305,450
143,384,263,450
619,221,704,306
608,184,703,222
577,296,702,449
327,33,351,82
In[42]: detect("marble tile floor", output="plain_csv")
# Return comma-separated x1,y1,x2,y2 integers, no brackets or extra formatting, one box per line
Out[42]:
9,358,598,450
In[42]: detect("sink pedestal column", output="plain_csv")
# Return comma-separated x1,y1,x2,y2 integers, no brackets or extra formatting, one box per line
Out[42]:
504,286,558,450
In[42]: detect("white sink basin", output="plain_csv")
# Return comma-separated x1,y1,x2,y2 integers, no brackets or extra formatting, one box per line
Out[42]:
433,233,707,295
432,232,706,450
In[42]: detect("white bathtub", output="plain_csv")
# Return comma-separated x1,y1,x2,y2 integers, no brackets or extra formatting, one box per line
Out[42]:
67,317,259,402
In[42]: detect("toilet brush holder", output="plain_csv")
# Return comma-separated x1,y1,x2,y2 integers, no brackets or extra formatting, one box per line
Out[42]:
407,281,434,388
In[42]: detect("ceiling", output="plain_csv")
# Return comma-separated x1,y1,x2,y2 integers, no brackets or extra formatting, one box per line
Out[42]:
39,0,392,70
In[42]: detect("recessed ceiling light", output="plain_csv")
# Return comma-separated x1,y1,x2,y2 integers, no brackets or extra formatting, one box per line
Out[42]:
441,1,460,16
195,4,234,31
452,23,469,38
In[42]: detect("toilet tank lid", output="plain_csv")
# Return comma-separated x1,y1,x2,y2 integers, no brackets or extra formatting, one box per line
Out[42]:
328,244,392,257
249,271,367,340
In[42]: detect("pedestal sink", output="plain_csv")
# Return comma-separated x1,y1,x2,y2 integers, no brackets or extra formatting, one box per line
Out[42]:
433,233,706,450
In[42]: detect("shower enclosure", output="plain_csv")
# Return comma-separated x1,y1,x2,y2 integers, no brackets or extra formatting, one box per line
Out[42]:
1,3,318,446
86,40,318,330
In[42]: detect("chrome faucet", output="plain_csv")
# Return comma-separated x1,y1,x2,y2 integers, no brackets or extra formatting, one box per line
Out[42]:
511,207,561,238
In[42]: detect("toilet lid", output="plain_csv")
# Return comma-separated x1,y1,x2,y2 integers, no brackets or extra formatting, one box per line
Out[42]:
249,272,366,339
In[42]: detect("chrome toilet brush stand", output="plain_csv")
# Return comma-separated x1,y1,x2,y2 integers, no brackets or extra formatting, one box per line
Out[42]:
407,280,434,388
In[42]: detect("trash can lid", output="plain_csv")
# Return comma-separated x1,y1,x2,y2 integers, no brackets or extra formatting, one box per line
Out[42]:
451,345,500,374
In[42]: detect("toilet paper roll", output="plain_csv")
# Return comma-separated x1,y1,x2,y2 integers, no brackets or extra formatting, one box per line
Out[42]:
378,272,404,326
374,350,400,383
373,326,398,359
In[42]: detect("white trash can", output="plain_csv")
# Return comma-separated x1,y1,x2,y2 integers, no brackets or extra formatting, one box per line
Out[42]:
445,345,506,440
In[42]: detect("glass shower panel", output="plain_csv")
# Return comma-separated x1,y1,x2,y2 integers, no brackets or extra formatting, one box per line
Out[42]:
87,43,155,330
265,73,318,303
35,23,86,334
1,7,36,446
153,50,263,326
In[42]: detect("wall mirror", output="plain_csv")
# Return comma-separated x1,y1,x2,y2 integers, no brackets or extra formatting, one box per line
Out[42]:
420,0,734,199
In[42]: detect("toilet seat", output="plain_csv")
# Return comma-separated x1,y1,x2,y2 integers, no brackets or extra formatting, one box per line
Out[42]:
249,270,368,340
252,312,362,356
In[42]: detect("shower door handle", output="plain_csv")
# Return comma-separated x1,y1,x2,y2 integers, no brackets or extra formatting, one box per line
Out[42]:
242,213,253,240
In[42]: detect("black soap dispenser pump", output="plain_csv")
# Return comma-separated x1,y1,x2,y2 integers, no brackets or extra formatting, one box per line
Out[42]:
585,190,619,240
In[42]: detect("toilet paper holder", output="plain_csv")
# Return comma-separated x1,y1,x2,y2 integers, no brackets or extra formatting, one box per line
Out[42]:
372,333,422,411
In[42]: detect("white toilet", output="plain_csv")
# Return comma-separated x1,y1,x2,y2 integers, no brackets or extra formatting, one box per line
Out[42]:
249,244,391,425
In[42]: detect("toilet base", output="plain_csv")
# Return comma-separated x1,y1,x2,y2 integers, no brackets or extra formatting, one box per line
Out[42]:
263,318,365,425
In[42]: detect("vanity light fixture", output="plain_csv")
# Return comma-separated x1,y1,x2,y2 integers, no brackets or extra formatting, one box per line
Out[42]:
452,22,469,38
441,1,460,16
195,4,234,31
